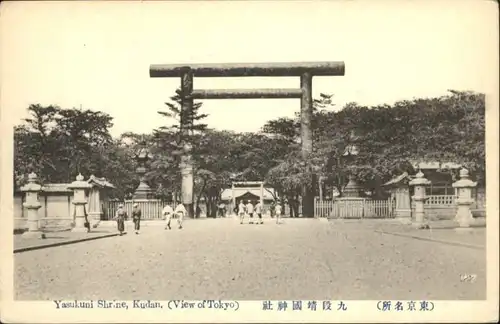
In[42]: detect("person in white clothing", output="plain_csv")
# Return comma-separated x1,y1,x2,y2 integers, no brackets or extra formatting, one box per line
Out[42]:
255,201,264,224
246,201,255,224
174,203,186,229
275,202,282,225
238,201,246,224
162,204,174,230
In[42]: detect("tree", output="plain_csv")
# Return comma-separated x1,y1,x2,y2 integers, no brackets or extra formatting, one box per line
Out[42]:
14,105,62,185
260,94,342,205
97,138,139,199
14,104,135,199
193,130,236,217
311,90,485,197
152,89,209,216
413,90,485,182
265,153,314,217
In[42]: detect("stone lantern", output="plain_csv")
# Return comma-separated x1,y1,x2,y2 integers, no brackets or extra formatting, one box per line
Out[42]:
342,142,362,198
21,172,42,237
343,175,363,198
133,140,154,199
68,173,91,232
409,171,431,229
452,168,477,230
333,142,366,218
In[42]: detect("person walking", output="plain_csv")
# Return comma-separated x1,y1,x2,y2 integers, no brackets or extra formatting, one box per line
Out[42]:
238,200,246,224
270,201,276,218
246,200,255,224
275,201,282,225
162,203,174,230
174,203,187,229
255,200,264,224
218,202,226,217
114,204,128,235
132,203,142,234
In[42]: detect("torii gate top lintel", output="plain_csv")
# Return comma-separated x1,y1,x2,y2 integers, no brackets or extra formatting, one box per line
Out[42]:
149,61,345,78
148,60,345,217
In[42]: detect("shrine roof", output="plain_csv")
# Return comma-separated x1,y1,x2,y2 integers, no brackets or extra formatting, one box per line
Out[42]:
221,187,276,200
41,183,72,193
410,161,462,170
15,177,115,193
382,172,411,187
88,175,115,188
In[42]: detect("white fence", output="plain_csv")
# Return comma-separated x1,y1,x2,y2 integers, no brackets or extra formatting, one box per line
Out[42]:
425,195,456,205
314,198,396,219
105,195,462,220
105,200,179,220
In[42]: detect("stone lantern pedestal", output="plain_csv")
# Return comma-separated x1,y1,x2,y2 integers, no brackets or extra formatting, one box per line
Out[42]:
452,168,477,232
334,175,366,219
68,174,91,232
343,175,363,198
133,141,154,200
181,166,194,218
21,172,43,238
409,171,431,229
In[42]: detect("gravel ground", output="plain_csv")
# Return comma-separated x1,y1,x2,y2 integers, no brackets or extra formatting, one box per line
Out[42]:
14,229,117,251
345,219,487,248
14,219,486,300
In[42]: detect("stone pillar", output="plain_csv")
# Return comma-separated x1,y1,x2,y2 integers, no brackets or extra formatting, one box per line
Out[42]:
452,168,477,231
21,172,43,237
409,171,431,229
68,174,91,232
87,187,102,226
394,187,412,223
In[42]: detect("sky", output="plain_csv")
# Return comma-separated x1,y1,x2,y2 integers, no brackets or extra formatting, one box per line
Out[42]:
1,0,498,138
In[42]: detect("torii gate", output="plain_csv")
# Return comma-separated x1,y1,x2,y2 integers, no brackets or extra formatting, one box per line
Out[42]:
149,61,345,217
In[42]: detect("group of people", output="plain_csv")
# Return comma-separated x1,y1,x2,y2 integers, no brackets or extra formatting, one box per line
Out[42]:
113,202,187,235
237,200,283,225
113,199,285,234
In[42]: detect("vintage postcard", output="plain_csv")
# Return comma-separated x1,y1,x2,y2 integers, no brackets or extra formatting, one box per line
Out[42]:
0,0,498,323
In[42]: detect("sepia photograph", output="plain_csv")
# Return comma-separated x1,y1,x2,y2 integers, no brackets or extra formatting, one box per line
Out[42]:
0,0,498,323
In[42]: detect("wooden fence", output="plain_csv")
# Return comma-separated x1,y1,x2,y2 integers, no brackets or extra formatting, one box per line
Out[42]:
314,198,396,219
104,200,179,220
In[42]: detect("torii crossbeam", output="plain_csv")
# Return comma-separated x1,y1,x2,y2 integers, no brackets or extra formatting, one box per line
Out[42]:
149,61,345,217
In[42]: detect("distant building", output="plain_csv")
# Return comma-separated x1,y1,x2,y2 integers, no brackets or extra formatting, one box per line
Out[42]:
409,161,462,195
383,161,485,219
220,181,277,212
14,175,115,230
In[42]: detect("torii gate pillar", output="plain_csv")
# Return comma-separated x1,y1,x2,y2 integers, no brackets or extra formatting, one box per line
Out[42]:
300,71,314,216
180,69,195,218
150,62,345,218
